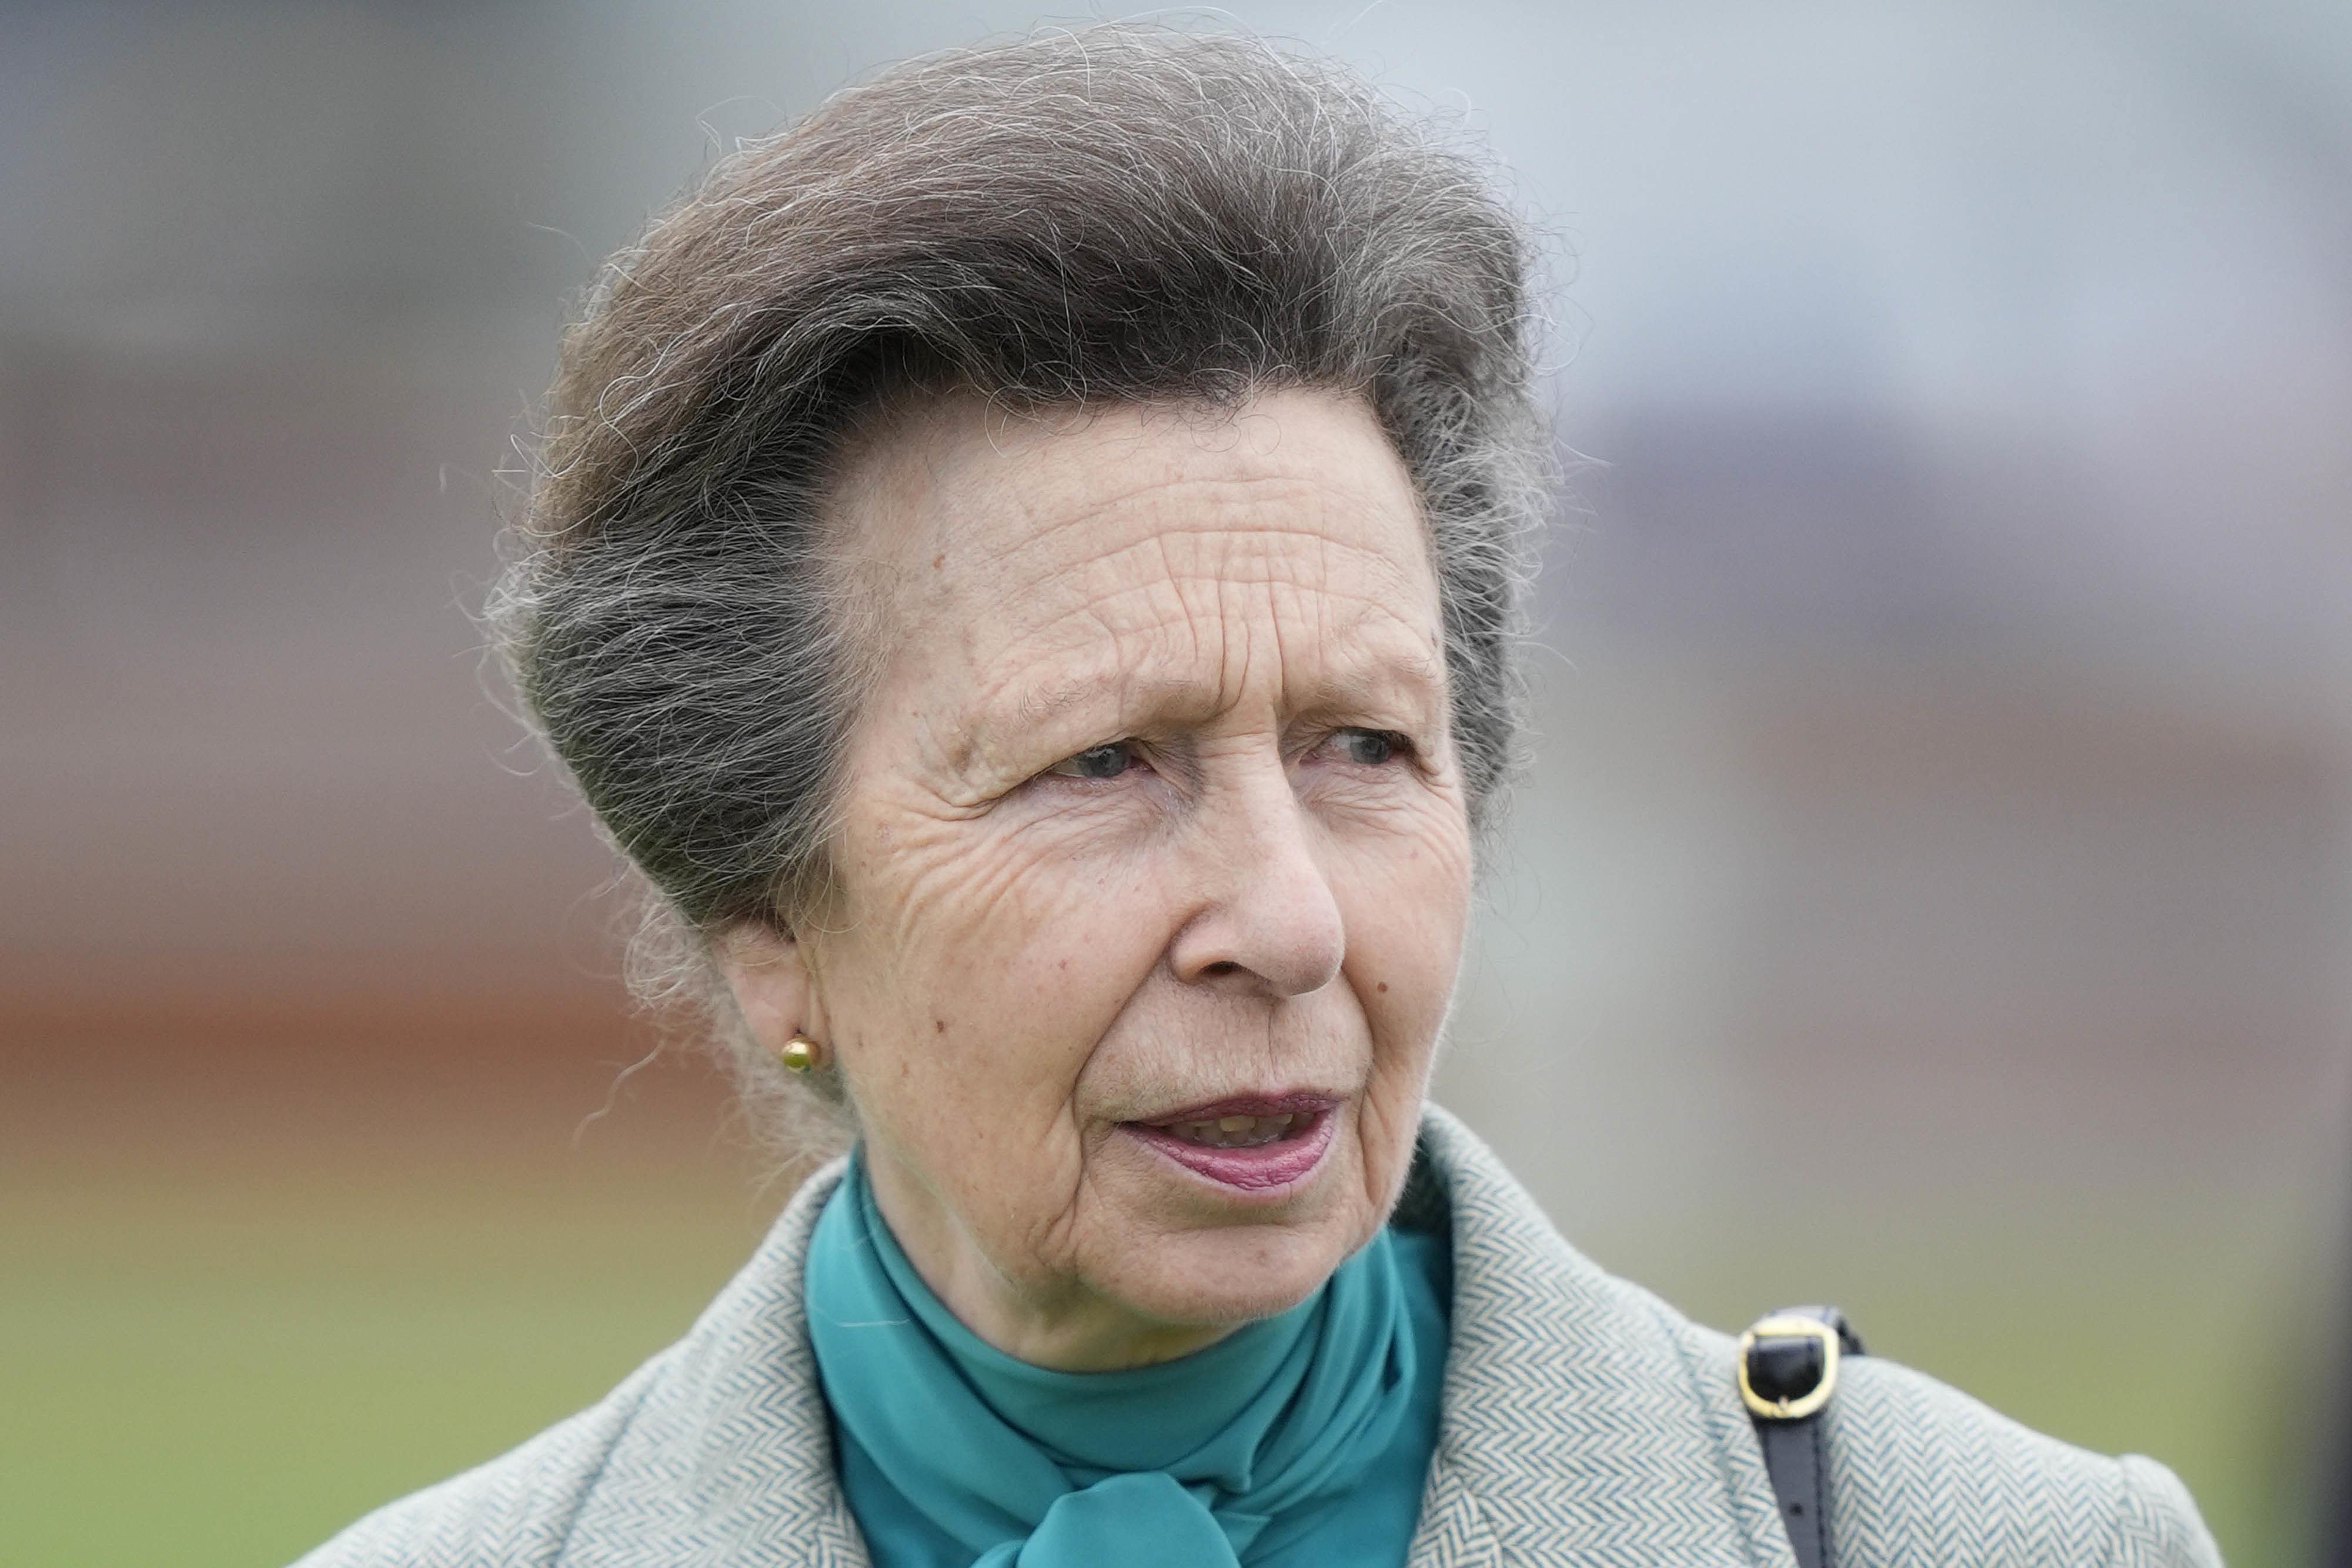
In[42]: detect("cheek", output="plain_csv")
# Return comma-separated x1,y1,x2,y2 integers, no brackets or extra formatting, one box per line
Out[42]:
1335,811,1472,1126
826,801,1178,1143
1342,788,1473,991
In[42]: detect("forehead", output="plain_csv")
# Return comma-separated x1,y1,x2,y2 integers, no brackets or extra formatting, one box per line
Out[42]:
833,390,1445,733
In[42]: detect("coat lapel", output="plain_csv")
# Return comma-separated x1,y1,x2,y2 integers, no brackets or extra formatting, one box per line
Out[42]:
1406,1105,1795,1568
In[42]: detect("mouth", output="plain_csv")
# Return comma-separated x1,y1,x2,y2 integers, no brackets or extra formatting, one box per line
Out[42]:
1118,1093,1341,1192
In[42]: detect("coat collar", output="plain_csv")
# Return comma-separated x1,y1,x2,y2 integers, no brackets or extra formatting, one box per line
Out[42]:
1404,1104,1792,1567
573,1105,1792,1567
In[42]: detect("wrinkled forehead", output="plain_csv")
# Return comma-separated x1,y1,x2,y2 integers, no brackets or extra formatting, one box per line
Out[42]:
830,390,1448,724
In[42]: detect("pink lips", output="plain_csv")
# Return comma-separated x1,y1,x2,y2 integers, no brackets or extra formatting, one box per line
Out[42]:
1121,1093,1341,1192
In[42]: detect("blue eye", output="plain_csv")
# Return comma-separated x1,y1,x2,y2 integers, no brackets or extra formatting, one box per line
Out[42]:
1334,729,1404,765
1050,741,1140,780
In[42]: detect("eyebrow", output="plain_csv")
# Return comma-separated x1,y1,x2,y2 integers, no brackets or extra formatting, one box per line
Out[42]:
967,640,1449,765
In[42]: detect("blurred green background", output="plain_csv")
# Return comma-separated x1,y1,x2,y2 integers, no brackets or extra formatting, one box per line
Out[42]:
3,4,2347,1566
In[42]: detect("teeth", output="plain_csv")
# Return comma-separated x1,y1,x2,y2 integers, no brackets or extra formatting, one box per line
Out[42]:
1167,1112,1301,1148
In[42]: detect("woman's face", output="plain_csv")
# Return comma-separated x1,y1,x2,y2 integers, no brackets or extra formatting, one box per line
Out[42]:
726,388,1474,1370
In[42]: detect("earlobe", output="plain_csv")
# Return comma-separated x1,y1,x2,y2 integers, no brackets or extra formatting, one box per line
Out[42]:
713,920,820,1055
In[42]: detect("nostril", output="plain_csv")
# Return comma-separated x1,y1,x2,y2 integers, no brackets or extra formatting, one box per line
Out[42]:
1202,961,1240,978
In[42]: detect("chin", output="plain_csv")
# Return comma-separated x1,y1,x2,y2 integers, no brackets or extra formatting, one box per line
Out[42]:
1098,1205,1374,1329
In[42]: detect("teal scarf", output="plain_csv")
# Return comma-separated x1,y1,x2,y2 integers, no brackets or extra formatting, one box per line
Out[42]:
805,1154,1447,1568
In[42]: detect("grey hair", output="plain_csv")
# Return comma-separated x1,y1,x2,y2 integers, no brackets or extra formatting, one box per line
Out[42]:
491,23,1551,1153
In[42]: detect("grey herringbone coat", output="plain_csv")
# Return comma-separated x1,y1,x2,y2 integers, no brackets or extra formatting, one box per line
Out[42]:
295,1105,2220,1567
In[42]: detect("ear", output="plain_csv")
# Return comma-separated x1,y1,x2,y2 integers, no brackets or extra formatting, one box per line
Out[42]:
712,920,821,1055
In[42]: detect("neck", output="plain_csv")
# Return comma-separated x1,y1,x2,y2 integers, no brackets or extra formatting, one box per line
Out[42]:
863,1152,1239,1372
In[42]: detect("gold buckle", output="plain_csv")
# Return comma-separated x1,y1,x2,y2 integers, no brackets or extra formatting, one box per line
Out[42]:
1737,1314,1841,1420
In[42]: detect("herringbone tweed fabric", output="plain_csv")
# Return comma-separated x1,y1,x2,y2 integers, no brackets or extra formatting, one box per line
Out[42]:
292,1105,2220,1566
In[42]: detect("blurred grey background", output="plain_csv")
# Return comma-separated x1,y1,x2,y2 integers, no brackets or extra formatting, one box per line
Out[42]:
3,4,2347,1564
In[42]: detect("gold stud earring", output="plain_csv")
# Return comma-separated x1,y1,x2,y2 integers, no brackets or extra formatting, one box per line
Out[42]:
778,1034,824,1074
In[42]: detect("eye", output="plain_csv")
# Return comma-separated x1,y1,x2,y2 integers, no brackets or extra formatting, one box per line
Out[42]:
1326,728,1409,765
1047,740,1143,781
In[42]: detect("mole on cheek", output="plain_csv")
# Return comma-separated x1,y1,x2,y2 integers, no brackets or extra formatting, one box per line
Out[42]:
934,1018,947,1034
1377,981,1389,992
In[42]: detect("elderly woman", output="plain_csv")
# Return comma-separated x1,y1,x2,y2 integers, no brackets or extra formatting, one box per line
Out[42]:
297,26,2218,1568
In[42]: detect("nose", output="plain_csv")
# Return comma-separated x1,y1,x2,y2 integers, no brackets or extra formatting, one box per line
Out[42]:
1167,760,1346,997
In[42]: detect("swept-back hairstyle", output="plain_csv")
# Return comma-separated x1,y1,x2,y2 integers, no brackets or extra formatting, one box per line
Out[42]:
492,24,1550,1143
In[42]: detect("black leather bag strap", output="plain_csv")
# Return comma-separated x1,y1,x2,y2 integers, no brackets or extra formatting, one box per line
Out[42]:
1738,1305,1865,1568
